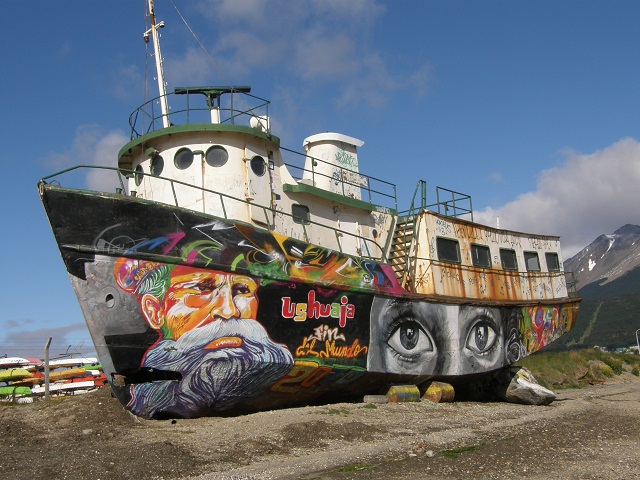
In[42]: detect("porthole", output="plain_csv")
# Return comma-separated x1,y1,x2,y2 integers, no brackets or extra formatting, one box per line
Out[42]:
250,155,266,177
151,155,164,176
105,294,115,308
174,148,194,170
134,164,144,186
206,145,229,167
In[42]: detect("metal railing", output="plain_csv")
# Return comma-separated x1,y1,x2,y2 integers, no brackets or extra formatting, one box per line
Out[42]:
125,87,398,210
407,256,573,300
39,165,389,262
127,87,272,139
280,146,397,210
398,180,473,221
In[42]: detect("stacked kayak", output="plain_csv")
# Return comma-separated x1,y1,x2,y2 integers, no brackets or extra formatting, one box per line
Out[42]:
0,356,105,403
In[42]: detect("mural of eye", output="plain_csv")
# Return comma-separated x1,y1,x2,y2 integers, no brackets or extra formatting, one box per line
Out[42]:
387,320,433,357
465,319,497,354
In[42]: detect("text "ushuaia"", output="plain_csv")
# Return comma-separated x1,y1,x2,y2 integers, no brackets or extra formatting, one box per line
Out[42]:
281,291,355,327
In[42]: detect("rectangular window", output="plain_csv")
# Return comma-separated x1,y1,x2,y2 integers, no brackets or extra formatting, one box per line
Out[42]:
471,244,491,268
292,204,310,224
545,252,560,272
500,248,518,271
436,237,461,263
524,251,540,271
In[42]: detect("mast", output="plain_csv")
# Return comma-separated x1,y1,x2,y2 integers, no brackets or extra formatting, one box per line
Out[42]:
144,0,170,128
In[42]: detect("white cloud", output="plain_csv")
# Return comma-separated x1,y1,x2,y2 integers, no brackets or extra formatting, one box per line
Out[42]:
44,125,129,193
475,138,640,258
179,0,427,109
111,64,145,102
0,321,94,359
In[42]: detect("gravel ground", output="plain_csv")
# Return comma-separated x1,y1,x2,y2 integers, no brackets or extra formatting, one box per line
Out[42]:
1,373,638,480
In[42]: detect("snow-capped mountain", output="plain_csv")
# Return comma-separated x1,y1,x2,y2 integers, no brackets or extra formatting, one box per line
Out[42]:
564,224,640,289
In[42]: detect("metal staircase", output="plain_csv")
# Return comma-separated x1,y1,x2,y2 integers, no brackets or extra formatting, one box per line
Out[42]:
388,180,426,289
389,214,417,289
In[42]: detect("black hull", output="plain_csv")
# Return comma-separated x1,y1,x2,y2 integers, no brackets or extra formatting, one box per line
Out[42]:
40,185,579,418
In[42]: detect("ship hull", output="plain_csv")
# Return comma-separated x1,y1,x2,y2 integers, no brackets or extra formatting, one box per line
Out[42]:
41,185,579,418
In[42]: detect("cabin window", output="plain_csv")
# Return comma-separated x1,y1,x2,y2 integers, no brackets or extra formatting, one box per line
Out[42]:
436,237,461,264
151,155,164,176
524,251,541,271
471,244,491,268
500,249,518,270
134,164,144,186
250,155,266,176
292,204,310,224
206,145,229,167
174,148,194,170
545,252,560,272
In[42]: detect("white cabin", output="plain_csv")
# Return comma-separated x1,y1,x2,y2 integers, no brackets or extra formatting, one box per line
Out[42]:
118,86,572,302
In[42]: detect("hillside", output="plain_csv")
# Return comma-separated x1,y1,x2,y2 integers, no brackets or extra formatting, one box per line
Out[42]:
553,224,640,350
565,224,640,289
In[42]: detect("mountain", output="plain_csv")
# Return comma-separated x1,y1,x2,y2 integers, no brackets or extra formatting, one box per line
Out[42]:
549,224,640,350
564,224,640,289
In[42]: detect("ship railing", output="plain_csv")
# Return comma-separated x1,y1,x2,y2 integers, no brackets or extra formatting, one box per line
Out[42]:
38,165,388,263
280,146,398,210
564,270,579,296
398,181,473,221
403,256,572,300
127,87,271,139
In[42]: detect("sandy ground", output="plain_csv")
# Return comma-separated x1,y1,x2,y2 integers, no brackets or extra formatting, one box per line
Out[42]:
1,373,638,480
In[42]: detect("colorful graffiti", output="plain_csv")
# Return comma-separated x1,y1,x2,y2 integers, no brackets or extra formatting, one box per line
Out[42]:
270,360,367,395
98,219,403,295
368,299,578,377
295,323,368,360
368,298,506,376
281,290,356,326
69,201,577,417
114,259,294,418
519,305,577,354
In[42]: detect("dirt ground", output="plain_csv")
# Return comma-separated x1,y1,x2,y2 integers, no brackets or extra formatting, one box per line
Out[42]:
1,372,638,480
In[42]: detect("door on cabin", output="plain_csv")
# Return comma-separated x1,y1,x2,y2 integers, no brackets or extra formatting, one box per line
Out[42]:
338,214,361,256
245,146,273,226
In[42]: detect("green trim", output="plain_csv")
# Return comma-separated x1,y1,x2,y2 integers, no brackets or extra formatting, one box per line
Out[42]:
118,124,280,170
283,182,396,214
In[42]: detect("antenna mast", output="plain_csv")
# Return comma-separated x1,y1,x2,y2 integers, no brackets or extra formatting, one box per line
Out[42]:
145,0,170,128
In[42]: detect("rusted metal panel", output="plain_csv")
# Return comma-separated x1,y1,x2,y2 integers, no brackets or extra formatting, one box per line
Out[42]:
409,211,569,302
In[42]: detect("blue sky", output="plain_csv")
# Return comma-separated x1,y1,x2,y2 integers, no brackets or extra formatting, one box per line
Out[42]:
2,0,640,358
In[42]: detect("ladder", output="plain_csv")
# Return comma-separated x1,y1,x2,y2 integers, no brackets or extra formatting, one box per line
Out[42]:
389,214,417,289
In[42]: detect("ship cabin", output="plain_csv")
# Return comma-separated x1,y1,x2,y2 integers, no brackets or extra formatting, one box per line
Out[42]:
117,86,572,303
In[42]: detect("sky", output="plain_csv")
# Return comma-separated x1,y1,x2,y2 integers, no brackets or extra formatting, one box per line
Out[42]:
2,0,640,358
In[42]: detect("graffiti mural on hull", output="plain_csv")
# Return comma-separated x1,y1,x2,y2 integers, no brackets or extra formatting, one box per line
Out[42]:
58,204,576,418
367,299,577,378
114,260,294,418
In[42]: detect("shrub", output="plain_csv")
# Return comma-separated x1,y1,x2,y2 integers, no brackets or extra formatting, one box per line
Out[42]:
602,356,624,375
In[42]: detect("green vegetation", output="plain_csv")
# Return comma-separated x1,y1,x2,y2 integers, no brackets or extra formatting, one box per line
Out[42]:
441,445,482,459
337,463,375,473
552,266,640,350
517,349,640,389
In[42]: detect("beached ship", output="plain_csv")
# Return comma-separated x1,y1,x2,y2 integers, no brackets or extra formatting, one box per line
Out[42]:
38,1,580,419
